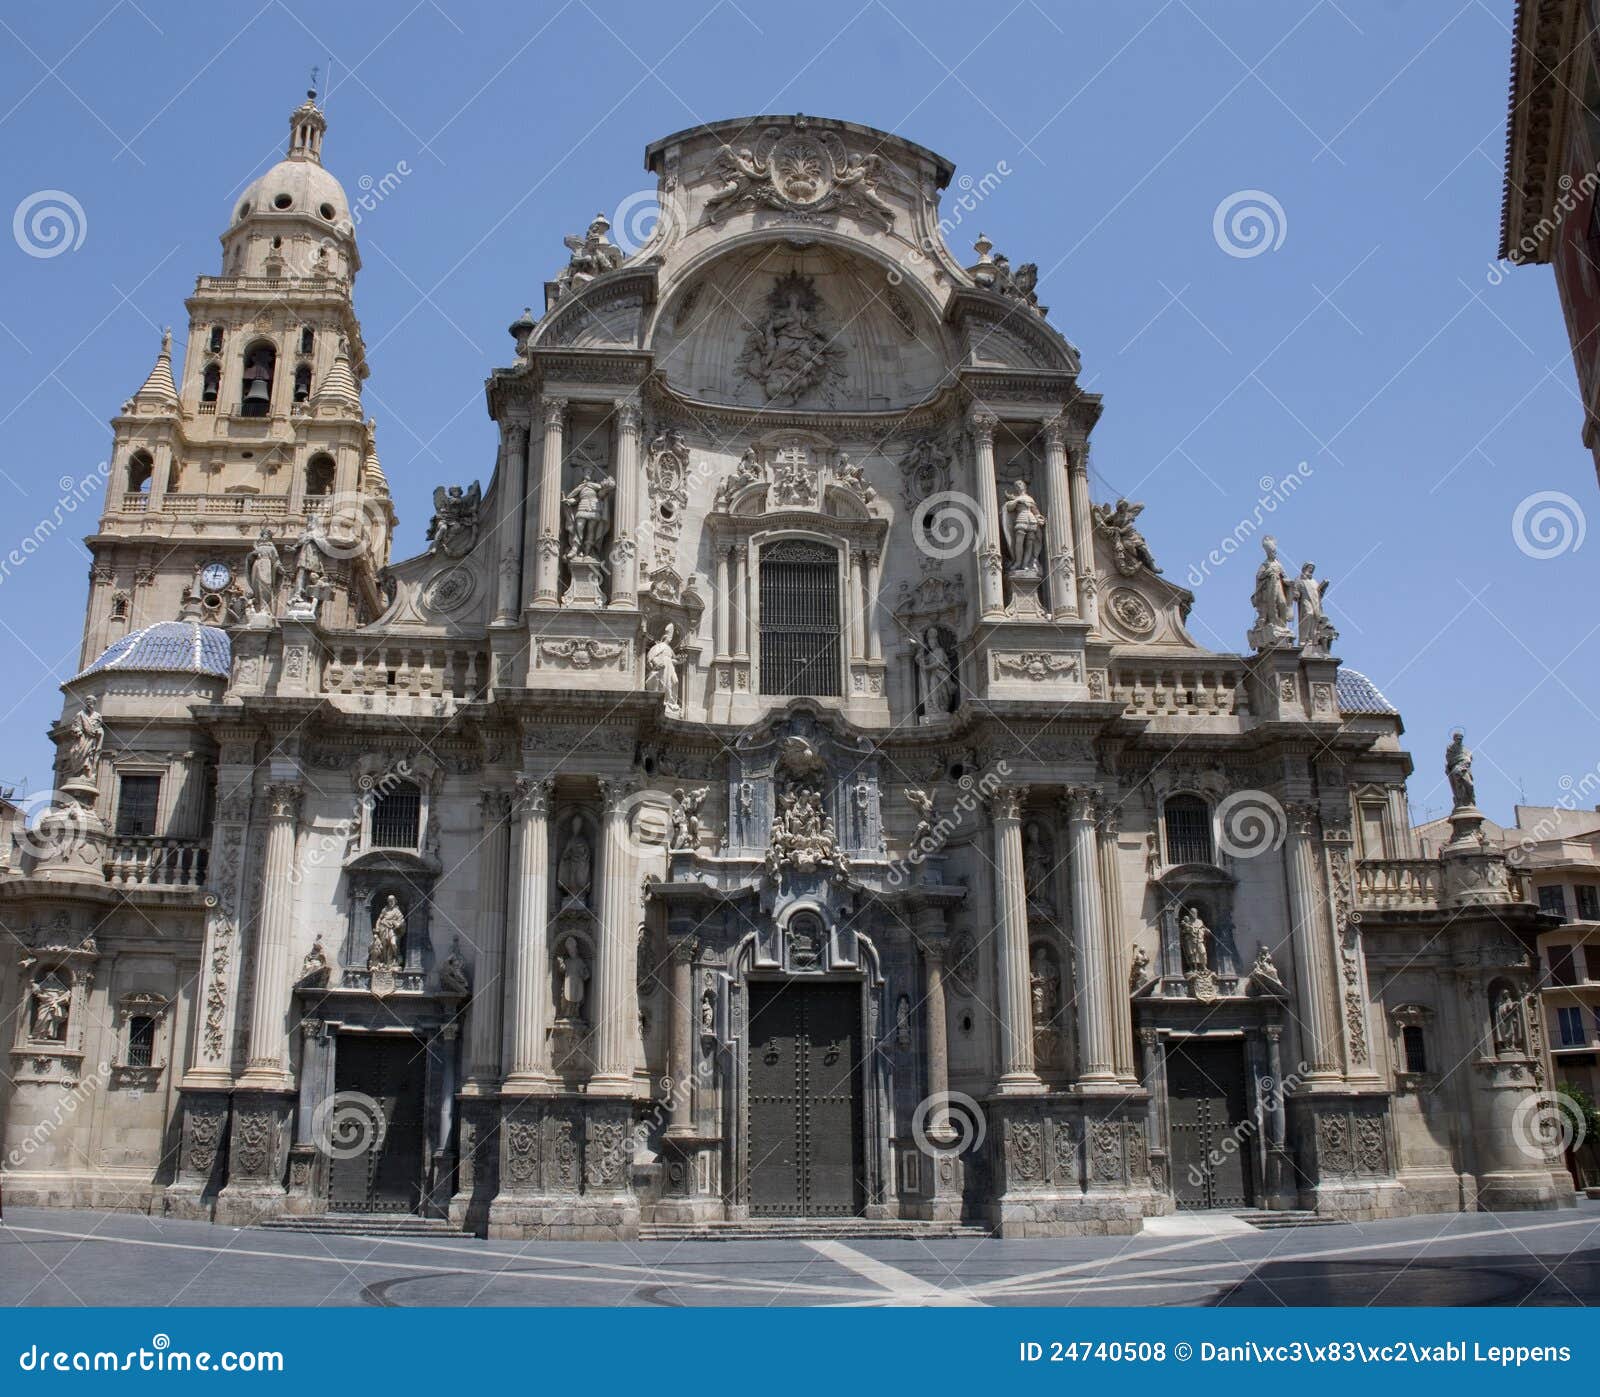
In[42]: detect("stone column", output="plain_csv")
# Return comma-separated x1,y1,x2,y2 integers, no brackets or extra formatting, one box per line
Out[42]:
990,786,1041,1094
969,409,1005,619
665,936,697,1139
1040,414,1078,619
502,776,554,1092
1064,786,1117,1087
530,396,566,609
714,546,731,660
465,788,512,1086
864,550,882,661
1284,803,1343,1083
493,419,528,622
914,905,953,1134
1096,799,1137,1083
589,777,640,1098
236,781,302,1089
733,547,751,658
849,550,868,658
1066,437,1097,626
608,399,641,609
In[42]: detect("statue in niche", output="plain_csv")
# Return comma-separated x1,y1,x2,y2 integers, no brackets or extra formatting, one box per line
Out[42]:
369,895,405,971
62,696,103,782
670,786,708,851
644,623,683,714
1291,561,1336,650
1179,906,1211,975
1249,535,1293,645
556,935,591,1022
1250,944,1285,993
439,938,471,995
1092,498,1162,576
1029,947,1058,1026
291,522,327,604
911,626,959,720
1023,821,1055,918
247,528,281,616
895,993,912,1048
1000,479,1045,574
1445,730,1476,811
557,818,593,906
788,913,824,969
737,273,845,404
29,977,70,1042
1492,984,1525,1055
700,987,716,1036
561,465,615,560
1129,944,1152,992
298,937,332,988
427,481,482,558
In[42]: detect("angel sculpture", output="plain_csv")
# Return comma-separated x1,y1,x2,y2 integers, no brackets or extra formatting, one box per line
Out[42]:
427,481,482,558
670,786,709,850
1092,498,1162,576
552,213,623,302
907,788,939,846
830,152,896,223
704,145,772,223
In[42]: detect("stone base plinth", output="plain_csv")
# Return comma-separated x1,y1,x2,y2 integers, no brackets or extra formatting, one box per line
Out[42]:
487,1194,640,1242
1307,1178,1411,1221
1475,1168,1565,1212
988,1193,1144,1238
213,1182,289,1227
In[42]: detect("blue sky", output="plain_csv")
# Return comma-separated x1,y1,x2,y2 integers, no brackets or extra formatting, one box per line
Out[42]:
0,0,1591,826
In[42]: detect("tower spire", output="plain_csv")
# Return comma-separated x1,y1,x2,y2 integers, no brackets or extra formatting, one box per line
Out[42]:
286,80,326,164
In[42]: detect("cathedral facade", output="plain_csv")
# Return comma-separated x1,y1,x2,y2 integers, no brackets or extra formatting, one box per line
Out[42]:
0,103,1572,1238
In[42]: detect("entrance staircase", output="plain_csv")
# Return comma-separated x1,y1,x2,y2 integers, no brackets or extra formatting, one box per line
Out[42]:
255,1214,460,1239
638,1218,991,1242
1235,1209,1349,1230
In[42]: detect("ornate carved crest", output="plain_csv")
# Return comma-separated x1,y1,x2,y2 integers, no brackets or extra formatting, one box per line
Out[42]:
702,127,897,227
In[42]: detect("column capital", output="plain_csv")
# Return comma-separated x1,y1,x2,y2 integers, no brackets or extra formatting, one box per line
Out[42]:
479,786,514,822
1041,412,1068,448
511,774,554,820
265,781,302,822
501,411,531,439
668,935,699,965
1096,796,1123,837
1060,784,1101,824
987,784,1025,822
598,775,641,814
1285,800,1320,837
611,398,642,431
541,395,569,428
967,408,998,442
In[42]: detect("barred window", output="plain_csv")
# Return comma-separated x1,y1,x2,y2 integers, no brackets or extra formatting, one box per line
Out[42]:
115,774,162,837
1163,795,1213,865
759,541,842,697
127,1015,156,1068
370,780,422,849
1401,1025,1427,1074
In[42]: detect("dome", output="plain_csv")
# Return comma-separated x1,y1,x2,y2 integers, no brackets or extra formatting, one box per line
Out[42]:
233,157,352,231
77,621,231,680
1335,667,1398,716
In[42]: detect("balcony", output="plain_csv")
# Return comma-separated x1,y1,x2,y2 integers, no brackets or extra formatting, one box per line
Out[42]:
103,837,209,889
1355,859,1442,910
322,641,490,702
162,493,290,518
1110,661,1249,718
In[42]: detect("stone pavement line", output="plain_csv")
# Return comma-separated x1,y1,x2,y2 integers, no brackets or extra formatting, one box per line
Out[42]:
804,1240,986,1307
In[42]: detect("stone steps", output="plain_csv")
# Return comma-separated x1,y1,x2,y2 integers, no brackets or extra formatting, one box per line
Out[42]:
255,1214,460,1238
639,1219,991,1242
1235,1210,1349,1230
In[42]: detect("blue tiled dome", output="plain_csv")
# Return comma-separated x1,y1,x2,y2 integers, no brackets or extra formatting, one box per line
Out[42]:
1335,667,1397,716
78,621,231,679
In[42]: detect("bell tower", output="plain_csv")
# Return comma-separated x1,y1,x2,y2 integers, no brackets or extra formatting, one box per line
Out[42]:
84,86,395,669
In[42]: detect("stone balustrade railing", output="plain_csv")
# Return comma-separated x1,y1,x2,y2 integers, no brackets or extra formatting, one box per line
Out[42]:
322,642,489,701
162,493,292,517
1110,663,1250,718
1355,858,1442,910
104,837,209,889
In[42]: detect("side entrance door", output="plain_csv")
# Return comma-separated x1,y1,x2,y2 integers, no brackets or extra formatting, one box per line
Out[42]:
327,1034,427,1214
1166,1038,1255,1210
747,982,864,1217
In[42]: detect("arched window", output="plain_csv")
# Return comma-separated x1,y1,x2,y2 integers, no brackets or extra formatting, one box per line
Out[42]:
370,780,422,849
305,454,335,496
1164,794,1213,865
201,362,220,403
239,341,275,417
293,363,313,402
299,326,315,355
759,540,842,697
126,450,154,494
208,325,224,354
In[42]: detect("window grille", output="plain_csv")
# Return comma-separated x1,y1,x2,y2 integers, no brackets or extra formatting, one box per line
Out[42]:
370,781,422,849
759,541,842,697
1163,795,1213,865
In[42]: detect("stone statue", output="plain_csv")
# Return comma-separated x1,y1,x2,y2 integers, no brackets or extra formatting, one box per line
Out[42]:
1029,947,1059,1025
670,786,708,850
1001,478,1045,573
1445,730,1476,810
738,273,844,403
29,979,70,1041
1249,535,1293,646
427,481,482,557
247,529,281,616
834,453,875,502
557,818,593,905
766,785,847,877
368,895,405,971
1291,561,1336,650
644,623,682,714
700,987,716,1034
556,935,591,1021
1129,944,1152,992
1092,498,1162,575
438,938,471,995
912,626,958,719
552,213,623,302
1179,906,1211,975
1251,944,1285,992
63,696,103,782
906,787,938,846
561,466,615,560
291,522,327,603
1023,821,1055,916
714,446,765,509
1492,984,1525,1055
298,937,331,987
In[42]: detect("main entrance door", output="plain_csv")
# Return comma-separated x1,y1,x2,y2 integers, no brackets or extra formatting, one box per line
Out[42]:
327,1035,427,1214
747,981,864,1217
1166,1038,1255,1210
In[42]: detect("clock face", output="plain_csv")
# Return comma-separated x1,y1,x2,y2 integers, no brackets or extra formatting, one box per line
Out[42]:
199,561,232,591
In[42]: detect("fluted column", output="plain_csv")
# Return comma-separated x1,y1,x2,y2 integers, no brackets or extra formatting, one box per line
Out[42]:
494,420,528,622
238,781,302,1087
465,788,512,1085
531,396,566,609
665,936,697,1138
733,547,750,658
589,777,640,1097
1096,800,1137,1083
608,399,641,609
714,547,731,659
849,550,868,658
1285,802,1343,1082
990,786,1042,1094
1064,786,1117,1086
864,550,882,660
969,409,1005,618
1041,414,1077,619
1067,439,1097,627
502,776,554,1092
914,904,953,1135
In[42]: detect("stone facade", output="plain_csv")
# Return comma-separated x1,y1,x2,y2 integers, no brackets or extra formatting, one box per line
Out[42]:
0,106,1572,1237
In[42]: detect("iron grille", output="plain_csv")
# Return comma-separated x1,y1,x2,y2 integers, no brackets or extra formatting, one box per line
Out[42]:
1163,795,1213,865
759,540,842,697
126,1016,156,1068
370,782,422,849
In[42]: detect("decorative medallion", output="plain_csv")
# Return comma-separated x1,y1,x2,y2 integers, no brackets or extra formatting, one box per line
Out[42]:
1106,587,1156,637
423,564,476,614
